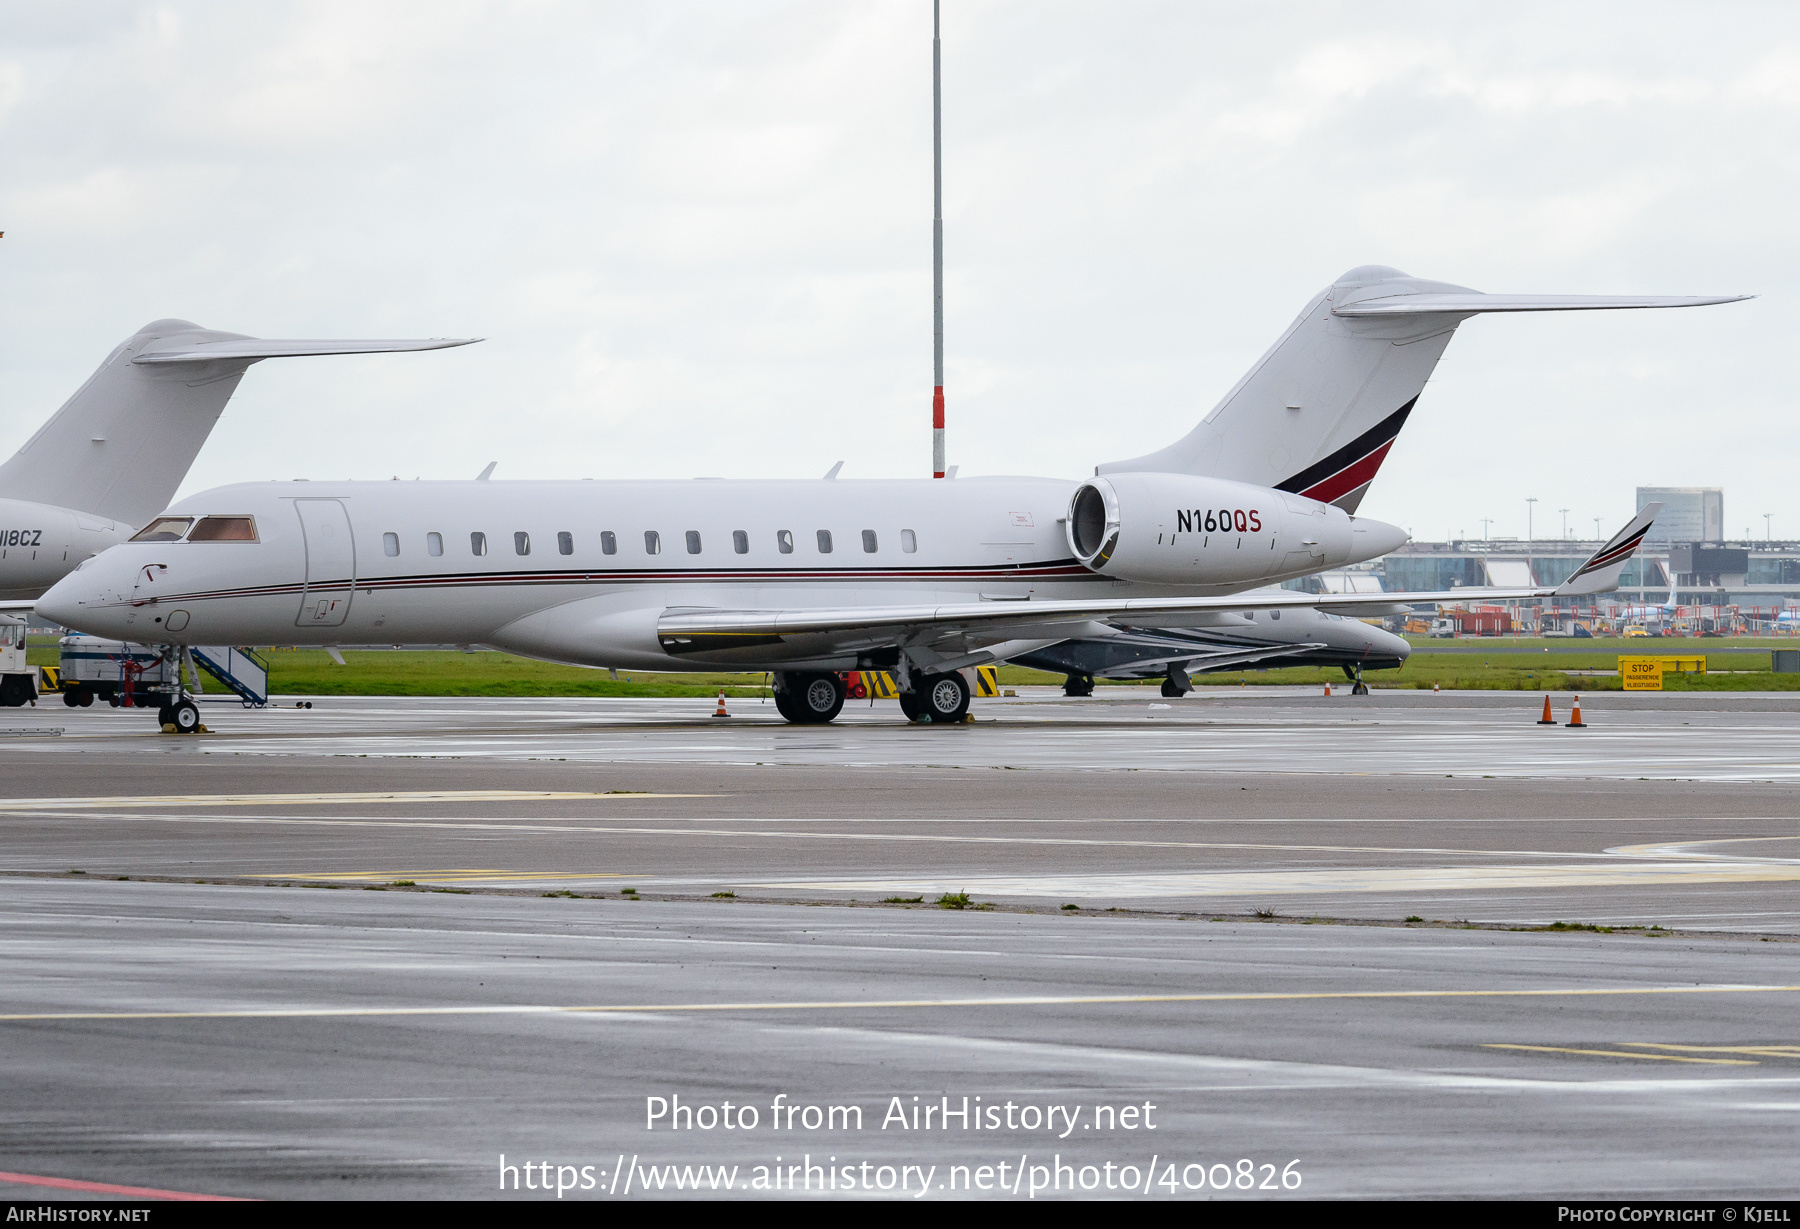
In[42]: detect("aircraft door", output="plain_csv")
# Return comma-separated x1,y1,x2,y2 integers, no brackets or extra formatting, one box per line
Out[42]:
294,499,355,627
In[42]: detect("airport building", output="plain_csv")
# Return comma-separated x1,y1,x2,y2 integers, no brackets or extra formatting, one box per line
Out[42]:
1289,487,1800,632
1637,486,1724,545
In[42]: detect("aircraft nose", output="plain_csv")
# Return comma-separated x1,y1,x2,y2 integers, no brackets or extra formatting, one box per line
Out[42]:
1350,516,1410,561
37,564,115,635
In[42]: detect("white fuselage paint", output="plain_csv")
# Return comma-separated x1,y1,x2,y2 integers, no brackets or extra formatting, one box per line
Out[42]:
40,477,1393,673
0,497,131,601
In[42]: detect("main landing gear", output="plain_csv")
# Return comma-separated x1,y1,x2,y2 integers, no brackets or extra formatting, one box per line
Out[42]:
897,670,970,725
772,671,846,724
771,668,970,726
1342,664,1370,696
1062,673,1095,697
1160,665,1194,699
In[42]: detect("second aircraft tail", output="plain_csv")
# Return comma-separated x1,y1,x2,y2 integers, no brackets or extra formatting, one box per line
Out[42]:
0,321,478,527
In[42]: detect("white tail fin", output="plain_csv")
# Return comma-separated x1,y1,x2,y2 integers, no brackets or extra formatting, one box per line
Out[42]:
1556,503,1661,596
0,320,477,526
1099,266,1748,512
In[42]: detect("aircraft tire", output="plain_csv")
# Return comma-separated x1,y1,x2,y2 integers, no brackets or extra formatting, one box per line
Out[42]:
914,671,970,725
774,671,844,724
1160,678,1183,699
170,699,201,733
897,688,923,722
1062,674,1094,697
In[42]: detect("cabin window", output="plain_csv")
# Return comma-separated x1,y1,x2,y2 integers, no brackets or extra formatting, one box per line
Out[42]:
515,531,530,556
129,517,193,543
732,530,748,554
471,532,487,556
1244,611,1255,621
685,530,702,555
600,531,616,555
1271,610,1281,621
900,529,917,554
382,532,400,557
427,532,443,557
557,531,573,555
645,530,661,555
816,530,833,554
777,530,793,554
861,530,877,554
188,515,258,542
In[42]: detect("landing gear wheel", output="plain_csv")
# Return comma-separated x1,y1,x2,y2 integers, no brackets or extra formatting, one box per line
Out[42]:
1344,664,1369,696
773,671,844,724
1160,678,1183,698
908,671,970,725
156,704,173,726
169,700,200,734
1062,673,1094,697
897,689,922,722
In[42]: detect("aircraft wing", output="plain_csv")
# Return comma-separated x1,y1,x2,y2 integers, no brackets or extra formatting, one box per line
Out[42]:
656,504,1662,661
133,337,480,364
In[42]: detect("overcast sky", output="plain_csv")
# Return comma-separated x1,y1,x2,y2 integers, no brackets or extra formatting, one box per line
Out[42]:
1,1,1793,543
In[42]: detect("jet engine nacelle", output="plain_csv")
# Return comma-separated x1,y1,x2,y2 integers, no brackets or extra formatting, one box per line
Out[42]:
1064,473,1406,585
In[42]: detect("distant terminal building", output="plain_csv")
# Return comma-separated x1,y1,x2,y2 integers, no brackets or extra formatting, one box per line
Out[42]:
1289,533,1800,633
1637,487,1723,545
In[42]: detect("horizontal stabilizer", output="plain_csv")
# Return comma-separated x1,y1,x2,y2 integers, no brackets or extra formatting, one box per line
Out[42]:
134,336,479,364
1333,293,1752,318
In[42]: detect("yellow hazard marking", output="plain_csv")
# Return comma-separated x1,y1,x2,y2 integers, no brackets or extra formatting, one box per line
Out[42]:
0,790,716,811
1483,1043,1755,1065
2,984,1798,1025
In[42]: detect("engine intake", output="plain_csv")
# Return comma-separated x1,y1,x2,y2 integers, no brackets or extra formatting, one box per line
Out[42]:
1065,473,1406,586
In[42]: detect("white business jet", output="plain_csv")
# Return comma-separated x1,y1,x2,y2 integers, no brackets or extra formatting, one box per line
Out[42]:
39,266,1722,730
0,319,476,603
1026,264,1748,695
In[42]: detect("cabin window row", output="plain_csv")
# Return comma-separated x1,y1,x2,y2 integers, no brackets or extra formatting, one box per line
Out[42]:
380,528,920,557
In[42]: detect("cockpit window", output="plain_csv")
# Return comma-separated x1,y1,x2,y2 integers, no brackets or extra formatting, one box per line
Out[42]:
129,517,193,543
187,515,258,542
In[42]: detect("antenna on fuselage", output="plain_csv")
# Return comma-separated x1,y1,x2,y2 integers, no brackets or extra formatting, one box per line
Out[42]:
930,0,945,480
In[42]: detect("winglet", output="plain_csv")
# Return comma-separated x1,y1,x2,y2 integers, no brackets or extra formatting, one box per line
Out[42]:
1556,503,1661,596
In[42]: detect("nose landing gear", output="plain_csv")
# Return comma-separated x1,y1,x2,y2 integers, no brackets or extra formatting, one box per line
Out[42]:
1343,663,1370,695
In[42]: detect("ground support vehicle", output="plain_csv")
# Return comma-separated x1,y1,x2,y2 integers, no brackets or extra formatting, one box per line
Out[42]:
0,615,38,707
57,637,269,732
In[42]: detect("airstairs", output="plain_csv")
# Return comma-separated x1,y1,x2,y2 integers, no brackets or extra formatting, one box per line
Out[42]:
191,646,270,707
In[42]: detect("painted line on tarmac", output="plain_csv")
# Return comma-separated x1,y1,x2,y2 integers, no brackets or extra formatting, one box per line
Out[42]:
0,790,717,810
0,1169,248,1200
1483,1044,1754,1065
774,862,1800,898
3,983,1798,1024
8,809,1787,867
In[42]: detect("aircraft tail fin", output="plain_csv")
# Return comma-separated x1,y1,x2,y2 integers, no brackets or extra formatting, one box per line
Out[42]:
1097,266,1748,513
0,321,476,526
1557,503,1661,596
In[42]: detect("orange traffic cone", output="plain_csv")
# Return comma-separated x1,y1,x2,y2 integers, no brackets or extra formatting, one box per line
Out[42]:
713,691,731,718
1565,695,1586,728
1538,694,1556,725
1323,682,1332,696
1432,682,1439,693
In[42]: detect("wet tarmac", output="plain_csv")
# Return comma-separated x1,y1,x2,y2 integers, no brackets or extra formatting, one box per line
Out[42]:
2,688,1798,1199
